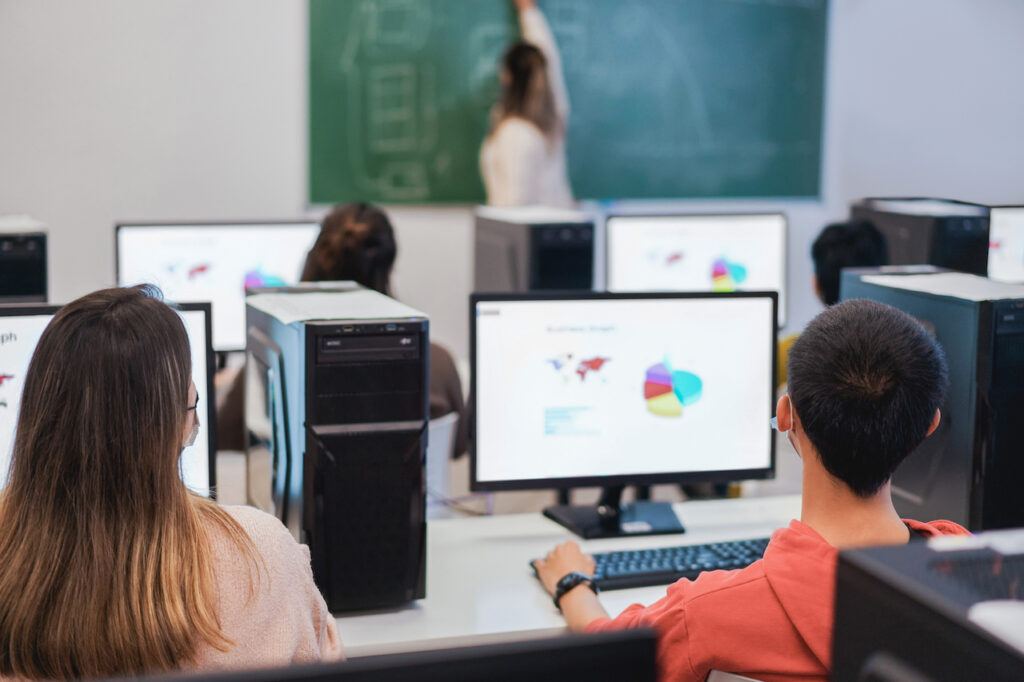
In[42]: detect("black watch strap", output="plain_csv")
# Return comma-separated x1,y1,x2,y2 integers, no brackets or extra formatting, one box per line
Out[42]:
553,571,599,610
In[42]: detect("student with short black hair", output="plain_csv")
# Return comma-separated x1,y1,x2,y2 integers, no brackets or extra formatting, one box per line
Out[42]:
533,299,968,682
778,220,888,385
811,220,888,306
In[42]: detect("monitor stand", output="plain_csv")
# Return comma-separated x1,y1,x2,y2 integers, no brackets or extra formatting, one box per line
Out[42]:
542,485,685,539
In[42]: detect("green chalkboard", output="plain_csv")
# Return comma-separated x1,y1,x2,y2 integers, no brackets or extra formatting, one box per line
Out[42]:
309,0,827,203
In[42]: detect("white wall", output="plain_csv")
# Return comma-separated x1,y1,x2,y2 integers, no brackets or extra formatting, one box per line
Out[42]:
2,0,1023,364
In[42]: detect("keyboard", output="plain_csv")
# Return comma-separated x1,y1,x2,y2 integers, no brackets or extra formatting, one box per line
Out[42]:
585,537,771,590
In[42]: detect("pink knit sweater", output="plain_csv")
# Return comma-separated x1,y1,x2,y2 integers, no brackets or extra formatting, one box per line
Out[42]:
188,504,344,670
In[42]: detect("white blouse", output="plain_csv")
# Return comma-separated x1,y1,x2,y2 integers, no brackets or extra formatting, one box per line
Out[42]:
479,7,574,209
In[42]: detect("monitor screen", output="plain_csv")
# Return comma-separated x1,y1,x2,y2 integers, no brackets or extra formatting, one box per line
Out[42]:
0,304,216,496
471,292,777,490
605,213,787,326
116,222,320,351
988,206,1024,283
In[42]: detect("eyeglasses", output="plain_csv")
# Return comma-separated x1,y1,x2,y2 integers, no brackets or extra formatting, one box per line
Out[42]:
187,395,200,412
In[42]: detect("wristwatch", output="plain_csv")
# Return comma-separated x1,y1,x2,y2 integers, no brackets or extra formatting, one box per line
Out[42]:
553,571,599,611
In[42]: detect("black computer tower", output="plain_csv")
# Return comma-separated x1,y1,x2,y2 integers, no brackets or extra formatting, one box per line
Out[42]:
245,285,428,612
850,198,989,275
841,269,1024,530
0,231,46,303
474,206,594,291
834,536,1024,682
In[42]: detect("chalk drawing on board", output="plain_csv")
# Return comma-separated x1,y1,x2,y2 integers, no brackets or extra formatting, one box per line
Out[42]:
337,1,438,200
345,65,435,200
368,63,417,153
365,0,430,52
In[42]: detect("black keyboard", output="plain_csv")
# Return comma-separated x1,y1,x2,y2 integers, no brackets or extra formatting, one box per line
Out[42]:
587,537,771,590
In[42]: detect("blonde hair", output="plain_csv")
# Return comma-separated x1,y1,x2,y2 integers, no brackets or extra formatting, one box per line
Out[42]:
0,286,259,679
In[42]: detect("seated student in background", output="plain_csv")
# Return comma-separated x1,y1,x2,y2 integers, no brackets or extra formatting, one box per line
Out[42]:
480,0,573,208
301,202,468,456
778,220,888,385
534,299,967,682
218,203,468,456
0,286,341,680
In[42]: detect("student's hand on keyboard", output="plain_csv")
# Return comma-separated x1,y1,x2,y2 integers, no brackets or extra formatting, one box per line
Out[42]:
531,541,596,596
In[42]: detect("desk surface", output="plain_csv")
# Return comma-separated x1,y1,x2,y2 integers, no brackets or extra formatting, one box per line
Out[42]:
337,494,802,657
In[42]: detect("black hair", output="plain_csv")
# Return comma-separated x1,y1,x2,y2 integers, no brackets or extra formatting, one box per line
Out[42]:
787,299,948,497
811,221,888,305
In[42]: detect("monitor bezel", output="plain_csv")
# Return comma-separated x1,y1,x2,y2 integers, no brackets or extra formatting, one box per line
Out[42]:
113,220,322,352
131,629,658,682
469,290,778,493
176,301,218,498
0,301,218,499
603,211,789,328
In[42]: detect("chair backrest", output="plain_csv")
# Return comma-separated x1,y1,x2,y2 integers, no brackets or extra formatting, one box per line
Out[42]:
425,412,459,505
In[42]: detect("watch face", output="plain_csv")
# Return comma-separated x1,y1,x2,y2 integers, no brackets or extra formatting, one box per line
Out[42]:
554,571,598,610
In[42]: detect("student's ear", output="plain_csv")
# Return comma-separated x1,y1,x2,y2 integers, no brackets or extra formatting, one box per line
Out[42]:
812,275,824,304
925,408,941,437
775,394,794,432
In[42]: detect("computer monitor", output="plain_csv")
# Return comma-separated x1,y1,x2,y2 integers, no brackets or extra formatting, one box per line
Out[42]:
987,206,1024,283
605,213,788,326
471,291,777,538
134,630,658,682
0,303,217,496
116,221,320,351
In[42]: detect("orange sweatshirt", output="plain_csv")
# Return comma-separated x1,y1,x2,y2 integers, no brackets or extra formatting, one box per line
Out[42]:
586,518,968,682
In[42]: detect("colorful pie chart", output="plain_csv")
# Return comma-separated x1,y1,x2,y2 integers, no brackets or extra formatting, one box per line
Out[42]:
711,257,748,292
644,362,702,418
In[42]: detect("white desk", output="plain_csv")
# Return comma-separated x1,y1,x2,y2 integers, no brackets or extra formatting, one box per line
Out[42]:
337,494,801,657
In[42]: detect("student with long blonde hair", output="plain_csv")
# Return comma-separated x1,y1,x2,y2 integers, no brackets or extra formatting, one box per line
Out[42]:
480,0,573,208
0,285,341,680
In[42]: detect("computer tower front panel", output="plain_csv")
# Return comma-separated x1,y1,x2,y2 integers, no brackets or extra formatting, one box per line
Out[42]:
303,321,429,612
850,203,988,276
979,300,1024,529
529,223,594,290
309,427,427,611
0,232,46,303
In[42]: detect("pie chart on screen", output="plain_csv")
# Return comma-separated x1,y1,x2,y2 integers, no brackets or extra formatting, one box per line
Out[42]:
644,362,702,417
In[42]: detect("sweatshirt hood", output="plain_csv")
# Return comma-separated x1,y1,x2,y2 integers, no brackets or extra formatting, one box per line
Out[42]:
761,520,838,669
761,518,970,670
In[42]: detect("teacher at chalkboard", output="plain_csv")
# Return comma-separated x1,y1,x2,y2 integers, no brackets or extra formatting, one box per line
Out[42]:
479,0,573,208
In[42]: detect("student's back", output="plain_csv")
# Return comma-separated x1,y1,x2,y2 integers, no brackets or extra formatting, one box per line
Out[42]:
534,299,968,682
0,286,340,680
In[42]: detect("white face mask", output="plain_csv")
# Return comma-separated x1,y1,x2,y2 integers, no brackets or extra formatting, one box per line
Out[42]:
183,420,199,449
